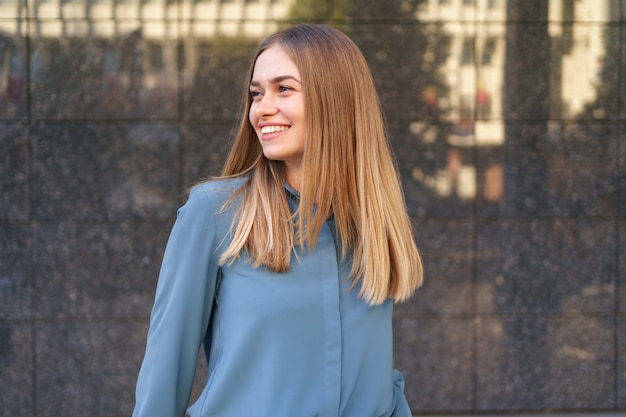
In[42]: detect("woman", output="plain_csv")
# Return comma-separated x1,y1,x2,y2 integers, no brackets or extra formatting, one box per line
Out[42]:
133,23,423,417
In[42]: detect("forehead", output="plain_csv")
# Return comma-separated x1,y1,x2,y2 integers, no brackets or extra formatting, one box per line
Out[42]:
251,45,300,80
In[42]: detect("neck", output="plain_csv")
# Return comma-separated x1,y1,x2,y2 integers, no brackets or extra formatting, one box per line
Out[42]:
285,166,302,193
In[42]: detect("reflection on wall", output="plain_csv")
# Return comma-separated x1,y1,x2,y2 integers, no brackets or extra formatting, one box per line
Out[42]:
0,0,292,120
0,0,616,199
412,0,614,204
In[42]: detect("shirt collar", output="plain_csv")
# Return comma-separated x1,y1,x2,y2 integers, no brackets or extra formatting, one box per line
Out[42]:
283,181,301,204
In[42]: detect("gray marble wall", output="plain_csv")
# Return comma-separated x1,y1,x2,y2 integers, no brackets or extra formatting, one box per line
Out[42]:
1,0,624,416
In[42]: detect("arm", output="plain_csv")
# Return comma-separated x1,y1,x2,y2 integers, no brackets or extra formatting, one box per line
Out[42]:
133,187,224,417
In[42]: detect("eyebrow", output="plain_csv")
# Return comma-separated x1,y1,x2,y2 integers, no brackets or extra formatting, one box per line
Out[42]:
250,75,302,87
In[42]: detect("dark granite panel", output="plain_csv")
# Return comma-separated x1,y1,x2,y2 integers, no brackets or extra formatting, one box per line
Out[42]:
478,122,618,217
505,1,549,22
476,316,613,410
180,121,235,190
347,0,429,21
394,317,472,412
477,219,615,314
0,122,29,220
35,321,146,417
30,20,178,119
0,323,32,417
615,122,626,216
0,224,31,320
617,219,626,314
615,316,626,409
0,27,27,119
283,0,332,20
502,20,551,120
32,221,170,319
350,23,459,122
396,219,473,315
389,120,475,217
183,33,259,120
31,122,179,220
623,23,626,119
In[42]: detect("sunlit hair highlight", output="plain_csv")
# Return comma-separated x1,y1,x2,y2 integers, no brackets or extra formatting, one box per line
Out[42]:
219,24,423,304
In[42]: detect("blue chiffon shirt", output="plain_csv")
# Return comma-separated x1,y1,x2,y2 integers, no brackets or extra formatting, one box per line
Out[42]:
133,177,413,417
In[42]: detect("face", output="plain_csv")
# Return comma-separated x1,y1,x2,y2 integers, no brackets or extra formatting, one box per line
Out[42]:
249,45,306,181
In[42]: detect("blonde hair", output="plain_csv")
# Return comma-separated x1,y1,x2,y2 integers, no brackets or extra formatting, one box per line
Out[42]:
219,24,423,305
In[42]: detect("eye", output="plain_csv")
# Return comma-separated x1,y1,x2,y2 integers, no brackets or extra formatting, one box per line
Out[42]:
250,90,263,100
278,85,292,93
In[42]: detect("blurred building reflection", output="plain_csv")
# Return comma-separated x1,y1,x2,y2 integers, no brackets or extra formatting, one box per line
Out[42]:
0,0,616,200
411,0,614,202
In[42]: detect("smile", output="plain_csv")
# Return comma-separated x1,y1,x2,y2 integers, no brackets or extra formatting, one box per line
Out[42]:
261,125,290,134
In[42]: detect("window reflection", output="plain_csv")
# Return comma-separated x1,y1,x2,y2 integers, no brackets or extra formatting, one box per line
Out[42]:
0,0,619,208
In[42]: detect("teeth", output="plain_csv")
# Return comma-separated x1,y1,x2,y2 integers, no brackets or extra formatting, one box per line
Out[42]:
261,125,289,134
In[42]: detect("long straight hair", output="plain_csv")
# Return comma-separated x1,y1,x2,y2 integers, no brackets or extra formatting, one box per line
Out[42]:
219,24,423,304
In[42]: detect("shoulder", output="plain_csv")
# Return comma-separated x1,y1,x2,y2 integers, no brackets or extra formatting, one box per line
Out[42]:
185,176,248,212
189,177,248,204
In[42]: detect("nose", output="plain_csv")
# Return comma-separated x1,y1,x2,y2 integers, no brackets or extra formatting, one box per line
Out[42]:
253,93,278,119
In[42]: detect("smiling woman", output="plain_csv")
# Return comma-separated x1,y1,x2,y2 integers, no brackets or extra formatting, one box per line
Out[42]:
132,23,423,417
248,45,306,186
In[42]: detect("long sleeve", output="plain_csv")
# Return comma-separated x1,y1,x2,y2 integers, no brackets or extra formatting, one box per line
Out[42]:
133,185,229,417
391,369,413,417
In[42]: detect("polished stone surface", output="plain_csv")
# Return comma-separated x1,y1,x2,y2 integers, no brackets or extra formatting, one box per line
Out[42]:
183,38,257,120
390,119,475,217
180,122,235,187
476,220,615,314
396,219,474,316
0,323,32,416
31,122,179,220
617,316,626,408
34,322,146,417
616,123,626,217
31,221,170,319
0,123,29,220
617,219,626,314
476,317,614,409
0,225,31,320
0,0,623,415
394,317,473,411
0,29,26,119
478,122,619,217
30,21,179,120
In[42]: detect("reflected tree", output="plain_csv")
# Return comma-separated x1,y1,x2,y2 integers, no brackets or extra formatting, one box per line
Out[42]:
496,0,555,409
288,0,352,23
578,1,621,121
286,0,453,215
502,1,551,215
573,5,622,215
186,35,259,120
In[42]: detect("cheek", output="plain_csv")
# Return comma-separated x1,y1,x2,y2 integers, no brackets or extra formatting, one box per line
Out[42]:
248,110,260,136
